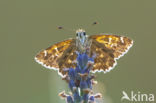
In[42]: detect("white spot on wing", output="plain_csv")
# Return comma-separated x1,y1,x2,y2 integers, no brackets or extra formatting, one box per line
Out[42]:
44,50,47,56
108,38,112,44
120,37,124,43
55,47,58,52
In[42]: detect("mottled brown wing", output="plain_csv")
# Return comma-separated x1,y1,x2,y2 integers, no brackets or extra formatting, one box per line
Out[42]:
89,34,133,73
35,39,77,77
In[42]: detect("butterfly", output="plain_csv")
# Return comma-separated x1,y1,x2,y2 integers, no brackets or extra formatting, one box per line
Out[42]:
35,29,133,77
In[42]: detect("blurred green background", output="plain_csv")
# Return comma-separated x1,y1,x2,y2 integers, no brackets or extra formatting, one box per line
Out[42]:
1,0,156,103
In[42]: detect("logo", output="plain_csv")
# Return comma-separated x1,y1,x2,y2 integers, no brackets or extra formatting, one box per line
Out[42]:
121,91,155,102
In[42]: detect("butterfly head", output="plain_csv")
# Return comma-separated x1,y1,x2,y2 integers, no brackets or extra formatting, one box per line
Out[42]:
76,29,87,45
76,29,91,53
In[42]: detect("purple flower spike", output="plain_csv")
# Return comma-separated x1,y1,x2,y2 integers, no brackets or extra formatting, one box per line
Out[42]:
59,52,102,103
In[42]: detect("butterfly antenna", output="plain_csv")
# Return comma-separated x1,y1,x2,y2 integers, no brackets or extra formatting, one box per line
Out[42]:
83,21,99,31
57,26,75,32
92,21,98,25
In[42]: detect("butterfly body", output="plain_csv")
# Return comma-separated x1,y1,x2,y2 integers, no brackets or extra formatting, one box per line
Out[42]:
35,29,133,77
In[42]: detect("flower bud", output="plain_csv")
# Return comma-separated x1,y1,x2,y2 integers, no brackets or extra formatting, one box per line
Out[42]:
82,94,89,102
66,96,74,103
68,79,76,92
68,68,76,80
73,91,81,102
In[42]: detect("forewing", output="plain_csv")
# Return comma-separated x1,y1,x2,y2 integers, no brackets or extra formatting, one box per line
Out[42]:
35,39,76,77
90,34,133,59
57,43,77,75
89,34,133,73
